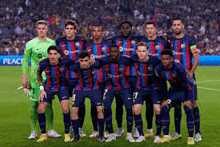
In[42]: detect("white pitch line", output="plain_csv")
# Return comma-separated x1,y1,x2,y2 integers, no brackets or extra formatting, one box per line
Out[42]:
197,80,220,83
197,86,220,92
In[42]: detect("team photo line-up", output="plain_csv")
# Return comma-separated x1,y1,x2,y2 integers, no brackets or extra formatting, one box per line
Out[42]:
21,18,201,145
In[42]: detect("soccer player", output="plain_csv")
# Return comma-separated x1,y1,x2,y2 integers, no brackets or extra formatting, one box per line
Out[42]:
22,20,61,139
101,45,134,142
84,21,111,138
156,49,195,145
140,21,171,138
111,21,141,137
37,46,72,142
56,20,86,136
170,18,201,141
70,50,105,142
131,42,162,143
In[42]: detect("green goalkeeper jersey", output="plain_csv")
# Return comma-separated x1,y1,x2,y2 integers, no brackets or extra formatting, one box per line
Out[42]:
22,37,56,84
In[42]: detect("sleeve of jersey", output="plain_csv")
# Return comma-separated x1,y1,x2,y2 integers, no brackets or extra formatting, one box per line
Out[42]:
22,42,32,74
68,63,78,86
189,38,198,54
155,66,168,100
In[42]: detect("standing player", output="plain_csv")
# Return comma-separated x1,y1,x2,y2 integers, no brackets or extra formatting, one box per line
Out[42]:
156,49,195,145
131,42,162,143
56,20,86,136
37,46,72,142
170,18,201,141
22,20,61,139
70,51,105,142
111,21,141,137
84,22,111,138
101,45,134,142
140,21,171,138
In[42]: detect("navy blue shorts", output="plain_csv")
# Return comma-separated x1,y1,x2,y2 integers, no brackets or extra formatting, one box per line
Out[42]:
134,89,161,105
43,89,69,103
72,89,102,107
168,90,188,107
126,76,137,93
104,88,133,110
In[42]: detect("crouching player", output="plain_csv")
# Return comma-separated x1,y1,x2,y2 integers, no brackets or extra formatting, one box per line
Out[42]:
131,42,162,143
37,46,72,142
156,49,195,145
70,50,105,142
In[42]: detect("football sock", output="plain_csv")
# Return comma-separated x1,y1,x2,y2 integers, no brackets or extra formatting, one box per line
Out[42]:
184,106,194,137
63,112,71,134
161,106,170,135
193,106,201,134
38,113,46,134
134,114,144,136
30,101,38,131
155,114,162,136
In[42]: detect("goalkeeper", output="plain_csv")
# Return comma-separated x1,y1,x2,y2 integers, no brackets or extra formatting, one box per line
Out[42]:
22,20,61,139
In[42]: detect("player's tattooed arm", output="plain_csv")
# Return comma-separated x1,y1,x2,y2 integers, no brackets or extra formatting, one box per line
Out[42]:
37,63,47,102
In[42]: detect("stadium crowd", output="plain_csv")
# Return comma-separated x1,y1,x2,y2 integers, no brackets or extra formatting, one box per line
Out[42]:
0,0,219,55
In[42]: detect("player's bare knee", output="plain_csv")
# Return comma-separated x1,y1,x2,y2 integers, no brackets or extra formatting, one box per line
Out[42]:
71,107,78,118
62,107,69,114
96,106,104,118
154,108,161,114
184,100,192,108
38,104,46,113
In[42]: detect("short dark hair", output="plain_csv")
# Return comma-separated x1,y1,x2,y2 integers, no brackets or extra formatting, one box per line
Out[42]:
145,21,157,28
78,50,90,59
36,20,48,26
65,20,77,29
161,49,173,57
47,45,61,54
120,20,132,28
172,17,184,24
110,44,119,50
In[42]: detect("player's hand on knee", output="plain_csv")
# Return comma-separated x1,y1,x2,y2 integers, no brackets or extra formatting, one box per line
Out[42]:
38,90,47,103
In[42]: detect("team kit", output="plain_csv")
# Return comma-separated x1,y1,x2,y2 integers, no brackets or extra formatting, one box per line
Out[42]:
21,19,202,145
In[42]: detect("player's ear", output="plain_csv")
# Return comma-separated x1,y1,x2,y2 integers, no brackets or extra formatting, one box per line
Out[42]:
58,53,61,58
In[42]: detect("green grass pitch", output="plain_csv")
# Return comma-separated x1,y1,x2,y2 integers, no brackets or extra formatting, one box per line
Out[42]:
0,66,220,147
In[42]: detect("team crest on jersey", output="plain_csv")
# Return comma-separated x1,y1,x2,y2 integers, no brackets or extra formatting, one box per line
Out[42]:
119,67,124,71
156,45,160,50
75,42,80,47
91,54,95,59
181,44,185,48
60,67,64,72
148,67,153,70
131,40,136,44
64,50,69,55
102,47,106,51
92,71,96,75
107,74,112,78
119,46,123,52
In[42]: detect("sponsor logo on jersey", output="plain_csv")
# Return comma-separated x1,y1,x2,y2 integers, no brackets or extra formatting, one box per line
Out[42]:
37,53,42,58
64,50,69,55
119,46,123,52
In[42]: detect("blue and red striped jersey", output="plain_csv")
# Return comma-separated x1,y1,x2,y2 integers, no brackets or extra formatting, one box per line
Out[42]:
112,35,142,76
141,36,171,59
56,36,85,61
84,39,111,83
131,55,161,90
38,58,72,92
100,55,131,90
170,35,197,71
70,62,100,91
156,62,190,93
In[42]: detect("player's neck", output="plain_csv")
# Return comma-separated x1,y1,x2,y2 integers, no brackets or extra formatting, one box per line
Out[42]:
66,35,75,40
51,61,59,66
38,36,47,41
175,32,185,39
147,35,157,40
93,38,102,44
140,56,149,62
